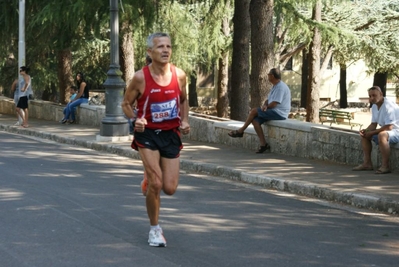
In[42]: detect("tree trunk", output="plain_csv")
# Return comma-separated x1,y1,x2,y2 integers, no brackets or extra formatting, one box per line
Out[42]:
188,72,198,107
120,21,135,87
217,54,229,117
300,49,309,108
230,0,251,121
216,6,231,118
57,49,74,104
249,0,275,108
339,64,348,108
306,1,322,123
373,72,388,96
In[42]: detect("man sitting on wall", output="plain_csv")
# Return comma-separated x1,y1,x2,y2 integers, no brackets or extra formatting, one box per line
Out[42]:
353,86,399,174
228,68,291,153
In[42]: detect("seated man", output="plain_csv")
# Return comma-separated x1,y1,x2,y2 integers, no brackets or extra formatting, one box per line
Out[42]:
228,68,291,153
353,86,399,174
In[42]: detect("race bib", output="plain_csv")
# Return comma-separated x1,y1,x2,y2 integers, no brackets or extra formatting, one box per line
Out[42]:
151,99,178,122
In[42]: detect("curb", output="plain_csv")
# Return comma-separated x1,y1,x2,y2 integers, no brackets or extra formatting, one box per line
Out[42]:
1,123,398,215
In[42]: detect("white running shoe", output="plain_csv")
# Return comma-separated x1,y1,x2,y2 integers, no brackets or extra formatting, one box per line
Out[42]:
148,228,167,247
14,121,21,126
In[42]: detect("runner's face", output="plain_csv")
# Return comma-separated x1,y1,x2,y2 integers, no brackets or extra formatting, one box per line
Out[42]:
148,37,172,64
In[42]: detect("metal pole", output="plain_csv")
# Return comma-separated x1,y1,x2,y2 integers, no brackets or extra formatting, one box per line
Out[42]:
100,0,129,137
18,0,25,73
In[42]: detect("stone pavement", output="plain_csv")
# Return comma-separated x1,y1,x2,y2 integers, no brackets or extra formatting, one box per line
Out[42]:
0,113,398,215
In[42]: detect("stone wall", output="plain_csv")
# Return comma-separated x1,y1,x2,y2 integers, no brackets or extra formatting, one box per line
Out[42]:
0,96,105,127
185,113,399,171
1,96,398,171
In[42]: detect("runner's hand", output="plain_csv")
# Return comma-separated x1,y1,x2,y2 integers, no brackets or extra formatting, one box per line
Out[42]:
134,118,147,132
180,121,190,135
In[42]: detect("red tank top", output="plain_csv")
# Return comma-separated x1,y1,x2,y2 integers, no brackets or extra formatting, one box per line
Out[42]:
137,65,181,130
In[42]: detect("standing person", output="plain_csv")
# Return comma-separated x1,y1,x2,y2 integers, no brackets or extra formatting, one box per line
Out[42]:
121,32,190,247
16,66,32,128
61,72,89,124
228,68,291,153
11,78,24,125
352,86,399,174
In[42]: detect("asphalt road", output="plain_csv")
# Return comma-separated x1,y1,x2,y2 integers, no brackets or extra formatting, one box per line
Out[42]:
1,131,398,267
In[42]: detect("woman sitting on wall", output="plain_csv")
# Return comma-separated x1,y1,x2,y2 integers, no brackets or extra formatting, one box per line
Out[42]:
61,72,89,124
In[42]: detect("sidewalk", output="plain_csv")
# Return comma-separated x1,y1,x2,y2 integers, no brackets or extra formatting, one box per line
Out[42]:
1,113,398,215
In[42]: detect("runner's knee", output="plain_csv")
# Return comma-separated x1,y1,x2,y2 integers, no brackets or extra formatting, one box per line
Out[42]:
163,183,178,195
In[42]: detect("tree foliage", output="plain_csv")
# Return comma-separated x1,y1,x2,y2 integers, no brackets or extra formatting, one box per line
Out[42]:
0,0,398,110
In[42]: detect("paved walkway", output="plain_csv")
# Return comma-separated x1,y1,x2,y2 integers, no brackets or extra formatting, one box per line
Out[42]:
1,113,398,215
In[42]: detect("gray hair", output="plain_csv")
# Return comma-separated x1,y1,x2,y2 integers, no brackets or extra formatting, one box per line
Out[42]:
268,68,281,80
146,32,170,48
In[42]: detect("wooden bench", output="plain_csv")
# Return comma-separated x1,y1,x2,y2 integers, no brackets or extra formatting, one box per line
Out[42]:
319,109,363,130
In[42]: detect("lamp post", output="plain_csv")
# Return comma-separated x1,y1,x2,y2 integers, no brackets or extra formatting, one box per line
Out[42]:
18,0,25,72
99,0,129,139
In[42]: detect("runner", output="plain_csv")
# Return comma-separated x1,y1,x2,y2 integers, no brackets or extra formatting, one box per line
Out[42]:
121,32,190,247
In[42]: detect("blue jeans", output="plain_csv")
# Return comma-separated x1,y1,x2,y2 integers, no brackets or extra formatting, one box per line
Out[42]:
63,107,76,116
64,98,88,121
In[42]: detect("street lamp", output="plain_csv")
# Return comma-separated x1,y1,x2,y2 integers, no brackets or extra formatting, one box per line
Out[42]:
98,0,129,140
19,0,25,73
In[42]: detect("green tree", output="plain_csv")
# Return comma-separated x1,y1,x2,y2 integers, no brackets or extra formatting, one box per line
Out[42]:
0,0,20,97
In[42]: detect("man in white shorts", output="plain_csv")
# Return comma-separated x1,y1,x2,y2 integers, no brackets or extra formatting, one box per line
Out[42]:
353,86,399,174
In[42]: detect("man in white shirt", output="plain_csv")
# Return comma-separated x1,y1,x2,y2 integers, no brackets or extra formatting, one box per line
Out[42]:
228,68,291,153
353,86,399,174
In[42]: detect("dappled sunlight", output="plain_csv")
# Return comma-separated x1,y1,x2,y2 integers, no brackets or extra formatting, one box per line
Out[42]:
165,213,248,232
176,184,202,191
0,188,24,201
360,240,399,256
30,172,83,178
96,243,133,250
329,181,364,186
80,192,118,197
240,252,283,260
121,205,147,212
2,123,399,265
16,205,54,211
183,145,220,151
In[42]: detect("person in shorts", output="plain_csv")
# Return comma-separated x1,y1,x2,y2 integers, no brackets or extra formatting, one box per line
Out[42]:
11,78,24,125
16,66,32,128
228,68,291,153
121,32,190,247
352,86,399,174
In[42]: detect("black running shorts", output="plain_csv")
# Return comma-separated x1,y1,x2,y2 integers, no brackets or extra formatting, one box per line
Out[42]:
131,128,183,158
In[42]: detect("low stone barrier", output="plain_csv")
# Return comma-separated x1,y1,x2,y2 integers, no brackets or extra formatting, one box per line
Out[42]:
1,96,398,171
0,96,105,127
185,113,399,171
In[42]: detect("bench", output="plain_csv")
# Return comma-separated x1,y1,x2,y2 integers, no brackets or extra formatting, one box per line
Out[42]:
319,109,363,130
